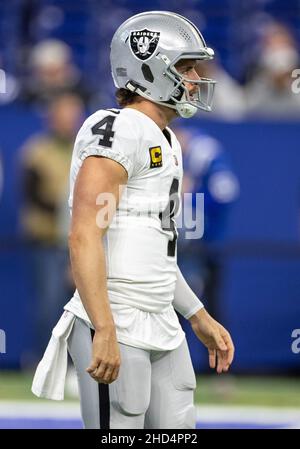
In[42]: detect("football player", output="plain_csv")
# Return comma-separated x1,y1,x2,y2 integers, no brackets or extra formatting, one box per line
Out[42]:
32,11,234,429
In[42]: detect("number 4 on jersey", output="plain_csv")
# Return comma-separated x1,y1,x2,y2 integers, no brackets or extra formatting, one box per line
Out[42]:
91,115,116,148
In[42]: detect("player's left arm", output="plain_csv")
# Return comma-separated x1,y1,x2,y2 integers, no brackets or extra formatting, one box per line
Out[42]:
189,308,235,374
173,265,234,373
173,265,204,319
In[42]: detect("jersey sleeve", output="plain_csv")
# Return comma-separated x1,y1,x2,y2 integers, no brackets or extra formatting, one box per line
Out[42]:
75,110,138,179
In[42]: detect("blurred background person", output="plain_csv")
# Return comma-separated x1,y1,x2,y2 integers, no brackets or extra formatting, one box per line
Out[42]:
20,92,84,363
21,39,91,110
245,21,300,118
196,58,246,121
175,126,240,320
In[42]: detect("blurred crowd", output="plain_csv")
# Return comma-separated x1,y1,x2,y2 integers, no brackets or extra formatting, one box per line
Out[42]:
0,13,300,120
196,21,300,120
0,38,93,110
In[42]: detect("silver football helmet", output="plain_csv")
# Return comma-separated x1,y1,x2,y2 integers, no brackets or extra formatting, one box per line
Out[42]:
110,11,216,118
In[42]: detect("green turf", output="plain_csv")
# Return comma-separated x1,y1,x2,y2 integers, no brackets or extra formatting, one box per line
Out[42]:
0,372,299,407
194,375,300,407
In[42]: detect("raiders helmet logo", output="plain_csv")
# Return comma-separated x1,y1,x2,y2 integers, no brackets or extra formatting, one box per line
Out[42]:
130,29,160,61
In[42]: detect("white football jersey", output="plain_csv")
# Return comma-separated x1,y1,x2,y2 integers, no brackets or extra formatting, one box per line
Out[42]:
65,107,185,350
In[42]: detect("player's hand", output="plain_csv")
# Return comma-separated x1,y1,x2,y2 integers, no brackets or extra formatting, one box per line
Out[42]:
86,327,121,384
189,308,234,374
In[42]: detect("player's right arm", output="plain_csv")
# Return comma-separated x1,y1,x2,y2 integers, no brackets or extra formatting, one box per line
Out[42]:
69,155,128,384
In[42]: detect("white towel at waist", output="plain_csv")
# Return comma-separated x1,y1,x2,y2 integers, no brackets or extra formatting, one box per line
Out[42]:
31,310,77,400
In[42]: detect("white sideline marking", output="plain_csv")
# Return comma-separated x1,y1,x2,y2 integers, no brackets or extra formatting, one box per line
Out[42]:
0,401,80,418
196,405,300,428
0,401,299,428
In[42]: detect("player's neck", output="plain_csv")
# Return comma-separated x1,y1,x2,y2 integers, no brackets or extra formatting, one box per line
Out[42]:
126,100,177,130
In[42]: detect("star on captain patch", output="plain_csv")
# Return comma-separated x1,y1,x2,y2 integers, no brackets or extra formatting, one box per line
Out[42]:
149,146,163,168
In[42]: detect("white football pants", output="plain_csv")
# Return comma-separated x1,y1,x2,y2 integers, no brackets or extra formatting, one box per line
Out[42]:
67,316,196,429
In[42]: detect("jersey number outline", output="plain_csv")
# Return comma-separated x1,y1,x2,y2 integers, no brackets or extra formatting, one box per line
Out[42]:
159,178,180,257
91,115,116,148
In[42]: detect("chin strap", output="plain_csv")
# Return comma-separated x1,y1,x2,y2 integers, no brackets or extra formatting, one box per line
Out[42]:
126,79,198,119
173,88,198,118
126,80,147,93
175,103,198,118
159,84,198,118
